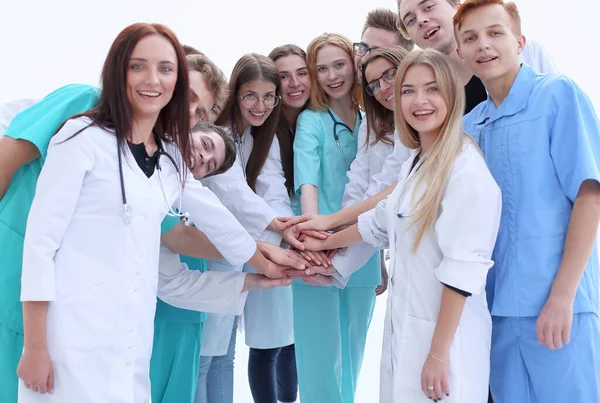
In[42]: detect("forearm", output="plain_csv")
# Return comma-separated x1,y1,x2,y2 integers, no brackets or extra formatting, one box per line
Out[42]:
323,224,364,250
330,182,397,228
430,286,466,358
246,248,270,274
300,184,319,214
22,301,48,350
552,181,600,299
161,224,223,260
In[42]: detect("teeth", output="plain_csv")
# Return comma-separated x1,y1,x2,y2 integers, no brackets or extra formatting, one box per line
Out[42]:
478,57,496,63
385,94,395,102
414,110,434,116
289,91,303,97
425,27,439,39
329,82,343,89
250,111,266,117
139,91,160,97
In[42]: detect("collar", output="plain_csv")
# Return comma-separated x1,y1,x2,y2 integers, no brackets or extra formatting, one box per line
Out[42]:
474,63,537,126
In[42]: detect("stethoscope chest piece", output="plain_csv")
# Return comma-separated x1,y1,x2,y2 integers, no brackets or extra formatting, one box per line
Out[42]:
123,204,133,225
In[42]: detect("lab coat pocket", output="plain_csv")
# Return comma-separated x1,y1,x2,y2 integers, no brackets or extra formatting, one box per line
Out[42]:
54,246,114,296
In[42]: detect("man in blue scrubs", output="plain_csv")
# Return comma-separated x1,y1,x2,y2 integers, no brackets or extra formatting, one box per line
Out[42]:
457,1,600,402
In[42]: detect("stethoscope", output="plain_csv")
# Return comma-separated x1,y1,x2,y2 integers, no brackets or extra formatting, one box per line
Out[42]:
118,138,189,225
327,109,361,168
393,153,422,219
232,128,247,179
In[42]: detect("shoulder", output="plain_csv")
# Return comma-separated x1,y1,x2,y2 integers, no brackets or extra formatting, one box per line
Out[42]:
451,140,500,196
298,108,323,122
463,101,487,127
52,117,107,144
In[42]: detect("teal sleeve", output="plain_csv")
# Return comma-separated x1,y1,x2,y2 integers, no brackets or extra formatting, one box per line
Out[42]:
293,110,323,194
5,84,100,160
161,215,181,234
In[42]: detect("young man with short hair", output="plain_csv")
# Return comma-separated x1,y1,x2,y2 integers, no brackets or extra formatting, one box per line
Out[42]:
457,1,600,402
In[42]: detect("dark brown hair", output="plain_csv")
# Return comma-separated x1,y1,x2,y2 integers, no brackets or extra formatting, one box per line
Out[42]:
216,53,282,192
192,121,236,177
360,45,409,148
362,8,415,51
268,44,308,196
67,23,192,181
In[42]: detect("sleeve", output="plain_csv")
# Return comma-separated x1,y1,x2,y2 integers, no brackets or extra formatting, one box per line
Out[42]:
200,155,278,240
179,177,257,266
433,152,502,295
5,84,100,159
520,38,560,75
342,119,373,208
330,242,380,288
549,77,600,201
160,215,181,234
364,136,411,199
293,110,323,194
0,99,39,135
357,197,391,250
157,244,247,315
21,119,96,301
255,137,292,245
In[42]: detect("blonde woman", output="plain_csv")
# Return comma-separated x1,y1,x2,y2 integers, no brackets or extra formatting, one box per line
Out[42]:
299,49,502,403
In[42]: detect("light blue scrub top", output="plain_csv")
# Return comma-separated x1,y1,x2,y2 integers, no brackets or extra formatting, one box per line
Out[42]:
294,108,380,287
0,84,99,333
463,64,600,317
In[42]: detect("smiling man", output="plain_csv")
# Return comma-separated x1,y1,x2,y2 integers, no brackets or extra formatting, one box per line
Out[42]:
397,0,559,113
457,1,600,402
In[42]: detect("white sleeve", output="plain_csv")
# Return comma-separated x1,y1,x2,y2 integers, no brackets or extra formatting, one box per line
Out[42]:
21,119,95,301
342,119,372,208
357,197,390,250
365,137,411,198
157,245,247,315
179,178,256,266
330,242,379,288
0,99,39,135
200,156,278,240
433,150,502,295
255,137,291,245
521,38,560,75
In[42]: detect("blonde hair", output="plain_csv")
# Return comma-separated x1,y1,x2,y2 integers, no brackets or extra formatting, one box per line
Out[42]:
394,48,471,251
186,53,229,110
305,33,362,111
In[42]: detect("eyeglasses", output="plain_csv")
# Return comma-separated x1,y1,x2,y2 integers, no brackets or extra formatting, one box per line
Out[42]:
240,93,280,109
353,42,378,57
365,67,398,96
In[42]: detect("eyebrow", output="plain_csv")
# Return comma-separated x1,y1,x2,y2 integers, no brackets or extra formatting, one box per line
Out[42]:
402,0,430,22
317,58,347,68
461,24,504,36
130,57,176,65
401,80,437,87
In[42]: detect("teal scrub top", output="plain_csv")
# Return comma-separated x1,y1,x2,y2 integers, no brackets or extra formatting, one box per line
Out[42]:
0,84,100,333
293,108,380,287
156,216,207,323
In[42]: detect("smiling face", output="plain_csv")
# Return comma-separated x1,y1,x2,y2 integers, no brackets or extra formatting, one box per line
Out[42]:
126,34,178,121
188,70,216,127
456,4,525,84
189,128,226,178
400,64,448,140
237,79,277,128
364,57,397,111
275,54,311,109
315,44,355,101
399,0,458,55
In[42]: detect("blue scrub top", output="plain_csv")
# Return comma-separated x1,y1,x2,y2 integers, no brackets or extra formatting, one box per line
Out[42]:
464,64,600,317
294,108,380,287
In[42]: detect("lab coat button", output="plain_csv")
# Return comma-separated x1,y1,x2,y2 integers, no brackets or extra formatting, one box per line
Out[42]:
134,288,139,293
136,271,141,276
129,328,134,333
128,345,133,350
126,362,131,366
144,215,149,219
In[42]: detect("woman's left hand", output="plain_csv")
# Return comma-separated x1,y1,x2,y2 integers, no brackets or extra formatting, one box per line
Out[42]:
421,352,450,401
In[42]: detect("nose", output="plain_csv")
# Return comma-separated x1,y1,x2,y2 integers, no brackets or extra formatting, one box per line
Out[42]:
145,67,160,86
418,14,429,28
414,89,429,105
379,79,393,93
288,75,300,88
327,68,337,81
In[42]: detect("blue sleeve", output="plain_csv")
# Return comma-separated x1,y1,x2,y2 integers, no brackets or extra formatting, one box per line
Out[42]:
293,110,323,194
549,77,600,201
5,84,100,160
161,215,181,234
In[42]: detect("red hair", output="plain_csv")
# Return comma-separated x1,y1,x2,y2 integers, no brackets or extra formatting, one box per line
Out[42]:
453,0,522,38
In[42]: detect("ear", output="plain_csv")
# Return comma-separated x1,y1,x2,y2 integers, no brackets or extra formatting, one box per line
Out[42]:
516,34,526,55
456,47,464,60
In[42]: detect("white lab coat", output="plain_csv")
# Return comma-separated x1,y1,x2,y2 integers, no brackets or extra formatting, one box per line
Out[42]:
243,137,295,349
521,38,560,74
199,125,280,356
357,144,501,403
0,98,39,135
332,122,411,287
19,117,256,403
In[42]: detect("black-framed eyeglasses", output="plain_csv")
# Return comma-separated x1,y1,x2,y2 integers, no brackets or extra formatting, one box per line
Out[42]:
240,93,280,109
365,67,398,96
353,42,378,57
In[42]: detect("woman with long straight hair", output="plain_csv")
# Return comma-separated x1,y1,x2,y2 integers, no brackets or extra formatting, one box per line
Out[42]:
292,33,381,403
298,49,502,403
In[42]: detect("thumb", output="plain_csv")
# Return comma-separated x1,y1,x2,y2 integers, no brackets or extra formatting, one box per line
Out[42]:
264,278,292,289
305,265,335,276
47,366,54,395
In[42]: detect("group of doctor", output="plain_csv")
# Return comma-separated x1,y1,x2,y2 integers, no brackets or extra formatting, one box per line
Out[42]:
0,1,599,403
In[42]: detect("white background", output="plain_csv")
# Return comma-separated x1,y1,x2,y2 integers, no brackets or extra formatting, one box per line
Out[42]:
1,0,598,401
